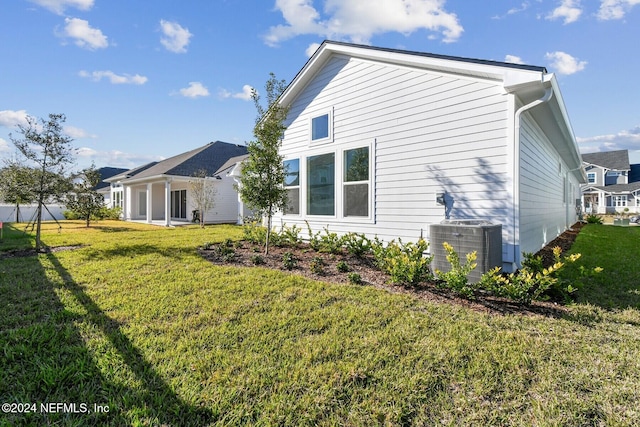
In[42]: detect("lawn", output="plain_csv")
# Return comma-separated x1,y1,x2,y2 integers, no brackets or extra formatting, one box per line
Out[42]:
1,220,639,426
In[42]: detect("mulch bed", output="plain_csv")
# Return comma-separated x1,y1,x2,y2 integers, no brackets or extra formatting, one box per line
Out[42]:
199,222,585,317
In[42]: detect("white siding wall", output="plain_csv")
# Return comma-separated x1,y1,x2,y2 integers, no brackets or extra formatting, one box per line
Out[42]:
519,113,581,259
200,177,240,224
276,55,513,247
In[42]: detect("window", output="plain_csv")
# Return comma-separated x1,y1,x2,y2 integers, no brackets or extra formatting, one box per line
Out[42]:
310,110,332,143
587,172,596,184
344,147,370,217
283,159,300,215
612,195,627,207
307,153,335,215
171,189,187,219
112,190,123,209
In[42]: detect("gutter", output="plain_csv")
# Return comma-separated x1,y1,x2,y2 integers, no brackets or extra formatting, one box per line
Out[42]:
512,84,554,270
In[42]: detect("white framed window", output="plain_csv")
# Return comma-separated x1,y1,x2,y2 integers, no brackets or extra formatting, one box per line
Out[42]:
283,159,300,215
611,195,627,207
587,172,596,184
112,190,123,209
343,147,370,217
310,109,333,144
307,153,335,216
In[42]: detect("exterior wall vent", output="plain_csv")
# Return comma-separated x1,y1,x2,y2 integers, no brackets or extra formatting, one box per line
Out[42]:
430,220,502,283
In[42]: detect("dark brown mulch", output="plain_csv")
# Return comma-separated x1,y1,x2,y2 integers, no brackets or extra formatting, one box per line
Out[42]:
199,222,585,317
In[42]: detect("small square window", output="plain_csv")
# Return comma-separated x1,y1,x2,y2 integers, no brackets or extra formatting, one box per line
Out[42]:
312,115,329,140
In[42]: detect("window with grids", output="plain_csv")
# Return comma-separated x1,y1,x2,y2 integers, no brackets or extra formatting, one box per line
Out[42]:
307,153,335,215
343,147,369,217
283,159,300,215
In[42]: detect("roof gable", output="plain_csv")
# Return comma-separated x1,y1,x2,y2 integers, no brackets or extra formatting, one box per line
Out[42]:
582,150,630,171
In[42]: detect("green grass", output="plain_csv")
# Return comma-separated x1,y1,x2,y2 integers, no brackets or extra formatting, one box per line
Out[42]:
1,221,640,426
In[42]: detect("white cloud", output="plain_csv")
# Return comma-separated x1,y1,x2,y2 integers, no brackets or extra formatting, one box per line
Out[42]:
177,82,210,98
0,138,11,154
306,42,321,57
578,126,640,159
547,0,583,24
598,0,640,20
0,110,29,128
28,0,93,15
545,51,587,75
219,85,254,101
159,20,192,53
505,54,525,64
63,126,97,139
79,70,148,85
61,17,108,50
265,0,463,46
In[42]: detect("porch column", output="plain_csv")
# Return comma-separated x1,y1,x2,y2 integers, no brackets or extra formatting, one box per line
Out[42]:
146,183,152,223
165,179,172,227
122,185,128,220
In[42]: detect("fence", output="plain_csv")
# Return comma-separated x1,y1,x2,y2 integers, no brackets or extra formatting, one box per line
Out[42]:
0,203,66,223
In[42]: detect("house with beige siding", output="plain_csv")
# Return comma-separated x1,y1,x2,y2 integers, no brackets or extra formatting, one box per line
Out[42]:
271,41,585,270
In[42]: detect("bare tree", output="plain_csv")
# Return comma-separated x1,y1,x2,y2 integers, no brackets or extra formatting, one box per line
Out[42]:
190,169,218,228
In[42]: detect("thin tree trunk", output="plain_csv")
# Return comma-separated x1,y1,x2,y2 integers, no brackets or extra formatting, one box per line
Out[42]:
264,208,272,255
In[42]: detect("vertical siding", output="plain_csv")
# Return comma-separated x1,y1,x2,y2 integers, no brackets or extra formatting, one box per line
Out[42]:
276,55,512,246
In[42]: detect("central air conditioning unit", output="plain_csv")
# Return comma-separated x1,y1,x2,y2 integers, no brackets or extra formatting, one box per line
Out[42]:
430,220,502,283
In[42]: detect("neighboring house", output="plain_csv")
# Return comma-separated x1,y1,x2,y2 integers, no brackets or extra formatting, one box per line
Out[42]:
581,150,640,214
95,167,128,206
105,141,248,226
271,40,585,270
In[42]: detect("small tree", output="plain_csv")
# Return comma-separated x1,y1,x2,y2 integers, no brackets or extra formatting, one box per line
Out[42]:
238,73,290,254
65,164,104,227
190,168,218,228
10,113,74,250
0,160,37,222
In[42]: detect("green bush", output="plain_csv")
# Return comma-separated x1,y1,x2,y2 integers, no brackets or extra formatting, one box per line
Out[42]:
343,232,371,257
278,224,303,247
479,247,588,305
435,242,478,299
243,217,267,244
347,272,363,285
282,251,297,270
309,256,325,274
585,214,603,224
62,210,80,220
372,238,433,286
250,255,265,265
98,206,122,220
336,260,351,273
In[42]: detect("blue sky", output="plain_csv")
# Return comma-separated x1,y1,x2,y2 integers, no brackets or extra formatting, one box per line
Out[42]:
1,0,639,170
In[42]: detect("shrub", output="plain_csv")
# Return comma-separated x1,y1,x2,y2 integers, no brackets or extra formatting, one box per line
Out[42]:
309,256,325,274
479,247,586,305
336,260,351,273
214,240,236,262
98,206,122,220
585,214,603,224
318,227,344,254
348,272,363,285
250,255,265,265
435,242,478,299
343,232,372,257
243,217,267,244
279,224,303,247
282,251,297,270
62,210,80,220
305,221,322,251
372,238,433,286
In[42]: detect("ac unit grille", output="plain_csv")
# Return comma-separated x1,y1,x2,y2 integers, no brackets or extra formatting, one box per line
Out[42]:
430,222,502,283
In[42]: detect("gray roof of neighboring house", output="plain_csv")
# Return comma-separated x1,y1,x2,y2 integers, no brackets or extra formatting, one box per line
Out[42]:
214,154,249,176
112,141,248,183
588,182,640,193
95,167,129,191
582,150,630,171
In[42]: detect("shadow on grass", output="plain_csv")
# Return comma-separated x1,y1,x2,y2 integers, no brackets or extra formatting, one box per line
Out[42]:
0,249,213,425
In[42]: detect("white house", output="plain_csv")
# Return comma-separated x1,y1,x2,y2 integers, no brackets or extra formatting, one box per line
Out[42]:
581,150,640,214
106,141,248,226
272,41,585,270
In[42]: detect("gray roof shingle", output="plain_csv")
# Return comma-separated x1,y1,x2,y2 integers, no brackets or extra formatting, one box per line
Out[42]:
119,141,248,182
582,150,630,171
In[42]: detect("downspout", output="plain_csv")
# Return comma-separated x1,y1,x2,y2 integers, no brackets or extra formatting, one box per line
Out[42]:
512,85,553,270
